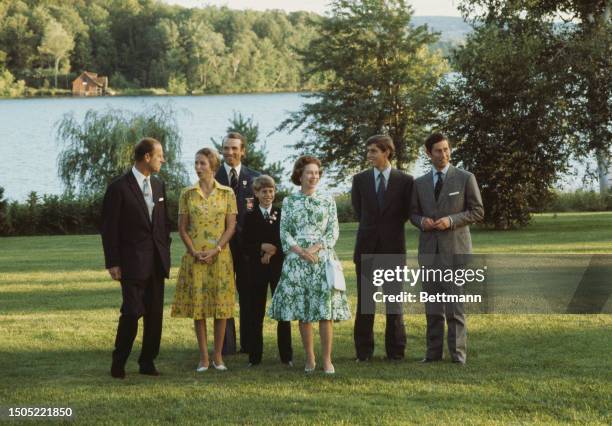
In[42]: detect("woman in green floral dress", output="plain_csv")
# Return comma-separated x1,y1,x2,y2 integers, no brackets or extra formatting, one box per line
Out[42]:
269,156,351,374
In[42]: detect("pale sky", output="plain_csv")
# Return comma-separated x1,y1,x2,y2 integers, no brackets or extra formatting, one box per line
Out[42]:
163,0,462,16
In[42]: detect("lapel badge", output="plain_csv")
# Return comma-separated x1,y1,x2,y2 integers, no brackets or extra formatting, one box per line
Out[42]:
246,197,254,211
242,180,247,187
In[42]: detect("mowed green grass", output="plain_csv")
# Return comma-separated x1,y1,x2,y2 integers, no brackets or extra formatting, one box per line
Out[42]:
0,212,611,425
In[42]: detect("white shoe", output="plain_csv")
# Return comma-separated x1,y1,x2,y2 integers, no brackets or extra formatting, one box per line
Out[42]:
212,361,228,371
304,363,316,373
196,364,209,372
324,365,335,374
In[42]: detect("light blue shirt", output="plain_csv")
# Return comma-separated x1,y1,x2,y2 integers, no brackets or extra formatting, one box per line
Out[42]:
373,165,391,191
131,166,149,193
432,164,450,188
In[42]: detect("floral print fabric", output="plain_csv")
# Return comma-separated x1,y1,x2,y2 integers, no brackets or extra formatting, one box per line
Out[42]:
268,191,351,322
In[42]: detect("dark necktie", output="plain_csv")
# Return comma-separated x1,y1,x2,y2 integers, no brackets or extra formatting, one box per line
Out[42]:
263,210,270,220
434,171,443,201
376,172,386,209
230,168,238,194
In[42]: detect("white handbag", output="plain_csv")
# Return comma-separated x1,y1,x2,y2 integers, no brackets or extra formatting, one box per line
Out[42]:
325,256,346,292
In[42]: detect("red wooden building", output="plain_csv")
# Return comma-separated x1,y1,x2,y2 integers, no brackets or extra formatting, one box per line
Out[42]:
72,71,108,96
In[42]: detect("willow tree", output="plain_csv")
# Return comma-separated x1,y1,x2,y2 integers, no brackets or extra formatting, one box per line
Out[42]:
279,0,448,181
56,104,188,196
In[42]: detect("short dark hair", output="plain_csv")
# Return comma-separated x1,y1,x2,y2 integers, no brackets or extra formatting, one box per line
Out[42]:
195,147,221,172
366,135,395,160
291,155,322,186
223,132,246,150
134,137,161,161
252,175,276,191
425,133,450,153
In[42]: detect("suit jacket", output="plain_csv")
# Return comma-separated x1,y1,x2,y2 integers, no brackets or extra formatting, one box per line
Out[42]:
410,164,484,265
215,164,260,244
351,168,414,264
100,170,172,281
242,204,284,279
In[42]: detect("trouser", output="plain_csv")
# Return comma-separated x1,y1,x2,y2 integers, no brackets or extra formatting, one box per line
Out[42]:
223,239,249,354
112,259,164,368
248,266,292,364
354,260,406,360
423,265,467,362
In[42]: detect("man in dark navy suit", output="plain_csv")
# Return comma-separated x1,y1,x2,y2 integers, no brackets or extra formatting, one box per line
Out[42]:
352,135,413,361
215,132,260,354
101,137,172,379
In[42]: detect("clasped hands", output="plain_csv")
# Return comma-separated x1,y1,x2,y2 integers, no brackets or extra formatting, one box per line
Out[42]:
422,216,451,231
192,246,221,264
260,243,277,265
292,243,322,264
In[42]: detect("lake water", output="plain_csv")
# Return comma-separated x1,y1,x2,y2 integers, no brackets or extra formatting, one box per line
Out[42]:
0,93,593,202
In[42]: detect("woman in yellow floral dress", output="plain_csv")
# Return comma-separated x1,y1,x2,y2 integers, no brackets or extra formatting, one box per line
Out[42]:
171,148,237,372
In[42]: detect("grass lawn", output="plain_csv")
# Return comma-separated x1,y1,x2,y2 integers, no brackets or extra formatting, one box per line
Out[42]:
0,212,610,424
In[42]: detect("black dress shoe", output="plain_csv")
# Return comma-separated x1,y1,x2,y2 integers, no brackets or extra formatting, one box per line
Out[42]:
110,364,126,379
355,356,372,363
452,359,466,366
419,358,442,363
385,354,405,361
139,364,160,376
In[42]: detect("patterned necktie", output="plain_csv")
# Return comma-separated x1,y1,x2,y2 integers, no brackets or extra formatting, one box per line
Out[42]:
142,177,154,220
434,171,443,201
263,210,270,220
376,172,386,209
230,168,238,194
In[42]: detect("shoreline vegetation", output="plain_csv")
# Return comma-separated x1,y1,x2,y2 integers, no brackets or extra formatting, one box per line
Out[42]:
1,87,311,99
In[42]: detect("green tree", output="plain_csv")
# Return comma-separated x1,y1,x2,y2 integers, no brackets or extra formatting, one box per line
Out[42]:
212,112,285,186
457,0,612,194
437,21,574,229
279,0,448,182
0,186,9,235
37,19,74,88
56,104,188,196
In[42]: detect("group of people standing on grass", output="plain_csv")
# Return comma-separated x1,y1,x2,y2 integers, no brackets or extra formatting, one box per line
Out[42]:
100,131,483,379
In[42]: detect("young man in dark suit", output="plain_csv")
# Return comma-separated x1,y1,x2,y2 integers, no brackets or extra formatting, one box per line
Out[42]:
100,137,172,379
352,135,413,361
410,133,484,365
214,132,260,354
242,175,293,366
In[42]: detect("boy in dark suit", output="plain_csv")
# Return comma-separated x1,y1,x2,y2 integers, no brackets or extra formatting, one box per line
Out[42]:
242,175,293,366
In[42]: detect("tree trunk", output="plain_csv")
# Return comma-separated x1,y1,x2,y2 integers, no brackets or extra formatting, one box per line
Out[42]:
54,57,60,88
596,148,610,194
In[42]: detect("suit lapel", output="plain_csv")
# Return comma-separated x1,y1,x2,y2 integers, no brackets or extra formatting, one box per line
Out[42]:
381,169,398,214
126,171,152,226
436,165,455,208
216,166,229,186
365,169,379,213
424,170,437,210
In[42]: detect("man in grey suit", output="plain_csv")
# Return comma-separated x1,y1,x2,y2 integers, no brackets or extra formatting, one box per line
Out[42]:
410,133,484,364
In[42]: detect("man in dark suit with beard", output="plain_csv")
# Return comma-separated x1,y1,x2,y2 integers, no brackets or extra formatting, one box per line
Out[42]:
215,132,260,354
352,135,413,361
101,137,172,379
